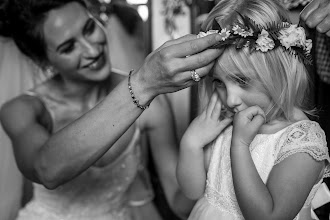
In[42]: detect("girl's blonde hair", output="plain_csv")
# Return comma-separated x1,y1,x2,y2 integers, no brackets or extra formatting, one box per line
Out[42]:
200,0,313,122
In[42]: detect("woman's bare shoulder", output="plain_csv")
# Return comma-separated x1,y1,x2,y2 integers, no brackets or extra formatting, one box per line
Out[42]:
0,94,44,126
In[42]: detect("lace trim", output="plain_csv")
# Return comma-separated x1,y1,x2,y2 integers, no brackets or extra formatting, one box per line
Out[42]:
275,121,329,171
275,145,330,165
205,184,244,219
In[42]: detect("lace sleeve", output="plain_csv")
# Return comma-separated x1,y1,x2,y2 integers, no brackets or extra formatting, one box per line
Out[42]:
274,121,330,176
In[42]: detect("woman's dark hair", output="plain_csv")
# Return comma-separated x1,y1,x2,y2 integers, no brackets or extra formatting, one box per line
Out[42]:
1,0,87,67
87,0,142,36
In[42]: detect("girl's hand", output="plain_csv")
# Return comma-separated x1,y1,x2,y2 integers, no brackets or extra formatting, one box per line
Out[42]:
232,106,265,147
181,92,232,149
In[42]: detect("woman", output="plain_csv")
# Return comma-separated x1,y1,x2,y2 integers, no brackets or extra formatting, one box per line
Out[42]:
0,0,223,219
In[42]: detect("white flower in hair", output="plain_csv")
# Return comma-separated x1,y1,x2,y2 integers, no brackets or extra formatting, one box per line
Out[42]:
219,28,231,41
232,25,253,38
256,29,275,52
278,24,307,49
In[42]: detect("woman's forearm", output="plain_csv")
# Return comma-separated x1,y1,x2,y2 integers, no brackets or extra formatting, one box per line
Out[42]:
35,73,153,189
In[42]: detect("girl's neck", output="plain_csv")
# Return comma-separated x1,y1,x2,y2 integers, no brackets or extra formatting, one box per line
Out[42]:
259,108,309,134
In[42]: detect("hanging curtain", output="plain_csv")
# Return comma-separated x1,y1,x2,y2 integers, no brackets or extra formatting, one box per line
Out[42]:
0,37,46,220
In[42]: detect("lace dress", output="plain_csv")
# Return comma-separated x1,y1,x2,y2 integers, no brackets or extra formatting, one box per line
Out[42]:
15,82,148,220
188,120,330,220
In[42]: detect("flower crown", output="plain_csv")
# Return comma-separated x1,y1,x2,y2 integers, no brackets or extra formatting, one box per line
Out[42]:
198,14,313,65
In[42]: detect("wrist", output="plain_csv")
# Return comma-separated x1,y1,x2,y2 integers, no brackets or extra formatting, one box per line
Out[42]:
181,136,205,151
129,69,155,108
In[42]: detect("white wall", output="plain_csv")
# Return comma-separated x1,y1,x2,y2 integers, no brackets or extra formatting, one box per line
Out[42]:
151,1,192,139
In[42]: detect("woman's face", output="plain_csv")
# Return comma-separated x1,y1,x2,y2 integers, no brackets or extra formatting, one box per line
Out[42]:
211,52,272,116
43,2,111,81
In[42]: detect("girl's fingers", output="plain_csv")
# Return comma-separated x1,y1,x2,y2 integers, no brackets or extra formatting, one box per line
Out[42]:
219,117,233,130
206,92,218,116
211,97,222,119
243,106,266,123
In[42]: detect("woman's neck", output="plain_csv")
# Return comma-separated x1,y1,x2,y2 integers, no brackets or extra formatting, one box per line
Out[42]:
49,73,121,107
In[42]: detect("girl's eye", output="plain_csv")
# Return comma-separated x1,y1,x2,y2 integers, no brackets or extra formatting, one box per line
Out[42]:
233,76,250,87
212,79,225,87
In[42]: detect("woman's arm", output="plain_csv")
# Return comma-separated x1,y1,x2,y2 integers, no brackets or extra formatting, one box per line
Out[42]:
0,34,224,189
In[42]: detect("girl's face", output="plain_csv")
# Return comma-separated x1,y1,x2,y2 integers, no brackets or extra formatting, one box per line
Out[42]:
43,2,111,81
211,53,272,116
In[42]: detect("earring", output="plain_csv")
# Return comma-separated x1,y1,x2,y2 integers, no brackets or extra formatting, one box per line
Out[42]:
45,66,56,77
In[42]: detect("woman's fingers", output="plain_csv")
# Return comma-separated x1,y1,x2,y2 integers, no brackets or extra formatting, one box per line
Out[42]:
300,0,321,24
181,47,223,74
315,14,330,35
170,33,223,57
300,0,330,31
156,34,197,51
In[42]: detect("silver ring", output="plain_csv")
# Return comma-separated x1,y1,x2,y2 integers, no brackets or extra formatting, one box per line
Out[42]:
191,70,201,82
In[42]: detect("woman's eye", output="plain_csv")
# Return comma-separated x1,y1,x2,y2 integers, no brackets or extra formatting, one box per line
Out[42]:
61,43,74,54
85,20,96,35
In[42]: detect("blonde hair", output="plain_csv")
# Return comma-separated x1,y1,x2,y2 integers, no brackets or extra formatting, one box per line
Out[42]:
199,0,313,122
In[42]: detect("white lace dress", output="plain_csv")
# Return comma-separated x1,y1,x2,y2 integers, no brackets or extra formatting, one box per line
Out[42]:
188,120,330,220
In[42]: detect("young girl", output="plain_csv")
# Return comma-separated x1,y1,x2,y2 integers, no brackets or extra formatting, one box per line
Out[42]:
177,0,330,219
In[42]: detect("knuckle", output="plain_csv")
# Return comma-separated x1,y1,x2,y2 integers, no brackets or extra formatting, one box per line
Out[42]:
189,41,199,51
158,49,171,61
197,55,206,65
207,35,216,44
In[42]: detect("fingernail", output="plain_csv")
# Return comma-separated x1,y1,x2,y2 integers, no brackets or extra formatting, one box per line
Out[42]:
215,34,222,41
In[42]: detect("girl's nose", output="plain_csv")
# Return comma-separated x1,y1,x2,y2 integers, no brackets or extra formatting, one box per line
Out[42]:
226,89,241,110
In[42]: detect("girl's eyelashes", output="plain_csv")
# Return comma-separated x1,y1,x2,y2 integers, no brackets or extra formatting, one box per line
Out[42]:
231,76,250,87
212,78,225,87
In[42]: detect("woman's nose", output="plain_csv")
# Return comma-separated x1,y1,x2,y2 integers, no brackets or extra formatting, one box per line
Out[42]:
81,39,99,57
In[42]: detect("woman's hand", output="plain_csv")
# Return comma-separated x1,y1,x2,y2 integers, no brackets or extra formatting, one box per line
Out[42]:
232,106,265,148
131,34,224,103
300,0,330,36
181,92,232,149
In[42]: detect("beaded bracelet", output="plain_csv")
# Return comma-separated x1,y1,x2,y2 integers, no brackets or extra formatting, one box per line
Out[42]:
128,69,149,110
